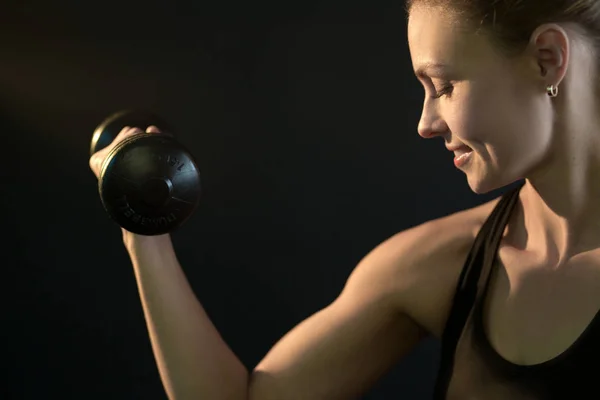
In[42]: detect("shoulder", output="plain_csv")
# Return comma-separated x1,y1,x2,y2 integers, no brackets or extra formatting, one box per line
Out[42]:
343,197,501,338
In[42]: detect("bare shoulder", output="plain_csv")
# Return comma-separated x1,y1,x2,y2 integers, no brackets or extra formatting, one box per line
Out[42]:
248,198,501,400
347,197,501,339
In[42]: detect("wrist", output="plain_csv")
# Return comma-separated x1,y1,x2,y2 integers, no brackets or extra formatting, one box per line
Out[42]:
122,229,172,252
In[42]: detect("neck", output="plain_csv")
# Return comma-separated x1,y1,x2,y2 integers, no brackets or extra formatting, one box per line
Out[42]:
519,113,600,265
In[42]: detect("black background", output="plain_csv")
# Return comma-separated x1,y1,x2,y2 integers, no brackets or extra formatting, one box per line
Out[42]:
3,1,508,398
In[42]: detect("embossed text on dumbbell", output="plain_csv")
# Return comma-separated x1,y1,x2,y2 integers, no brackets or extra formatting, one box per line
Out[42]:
116,196,178,227
155,154,186,172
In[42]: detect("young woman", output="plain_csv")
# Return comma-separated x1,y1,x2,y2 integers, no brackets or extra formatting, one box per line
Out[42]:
90,1,600,398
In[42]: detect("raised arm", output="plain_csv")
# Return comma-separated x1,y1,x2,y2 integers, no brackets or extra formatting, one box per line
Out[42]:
91,125,489,400
123,209,480,400
248,212,482,400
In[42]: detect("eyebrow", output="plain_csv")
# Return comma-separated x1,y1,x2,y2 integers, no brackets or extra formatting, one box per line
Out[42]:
414,62,450,78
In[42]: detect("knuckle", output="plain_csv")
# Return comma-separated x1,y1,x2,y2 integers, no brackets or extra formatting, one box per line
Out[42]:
124,127,142,137
89,156,101,176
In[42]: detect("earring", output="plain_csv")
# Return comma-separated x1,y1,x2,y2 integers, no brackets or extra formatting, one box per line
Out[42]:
546,84,558,97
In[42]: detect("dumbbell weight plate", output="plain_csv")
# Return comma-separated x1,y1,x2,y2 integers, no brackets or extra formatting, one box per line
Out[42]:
92,110,201,235
99,133,201,235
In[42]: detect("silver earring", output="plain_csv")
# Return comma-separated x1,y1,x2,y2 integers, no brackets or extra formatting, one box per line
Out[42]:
546,84,558,97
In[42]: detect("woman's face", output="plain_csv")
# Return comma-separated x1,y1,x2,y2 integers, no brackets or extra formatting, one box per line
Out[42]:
408,5,555,194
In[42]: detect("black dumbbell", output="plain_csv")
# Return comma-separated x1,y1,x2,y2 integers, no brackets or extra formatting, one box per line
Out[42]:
91,110,201,236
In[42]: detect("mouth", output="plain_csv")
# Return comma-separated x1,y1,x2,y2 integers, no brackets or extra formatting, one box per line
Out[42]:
452,146,474,168
453,145,472,156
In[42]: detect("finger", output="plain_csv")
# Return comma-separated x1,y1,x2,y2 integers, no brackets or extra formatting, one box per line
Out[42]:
115,126,131,140
90,127,143,177
122,126,144,137
115,126,143,141
146,125,161,134
127,126,144,136
89,150,106,177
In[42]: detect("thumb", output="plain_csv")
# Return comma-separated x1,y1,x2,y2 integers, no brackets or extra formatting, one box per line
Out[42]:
146,125,161,134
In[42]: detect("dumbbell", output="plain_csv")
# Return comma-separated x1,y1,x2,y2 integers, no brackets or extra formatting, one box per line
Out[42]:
90,110,201,235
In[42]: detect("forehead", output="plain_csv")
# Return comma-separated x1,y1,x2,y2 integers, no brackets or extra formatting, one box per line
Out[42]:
407,5,493,75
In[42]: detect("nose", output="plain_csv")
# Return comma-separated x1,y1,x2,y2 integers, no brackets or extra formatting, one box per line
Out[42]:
417,102,448,139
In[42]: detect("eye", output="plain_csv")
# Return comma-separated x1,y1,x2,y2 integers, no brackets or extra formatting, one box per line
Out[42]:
432,83,454,99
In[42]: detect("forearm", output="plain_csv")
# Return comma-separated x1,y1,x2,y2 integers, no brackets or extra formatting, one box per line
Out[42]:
124,232,248,400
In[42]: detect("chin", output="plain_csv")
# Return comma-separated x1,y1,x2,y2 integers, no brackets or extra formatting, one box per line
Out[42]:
464,163,518,195
466,178,500,195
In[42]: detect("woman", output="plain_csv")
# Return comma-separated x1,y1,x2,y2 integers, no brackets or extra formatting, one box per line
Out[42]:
89,1,600,399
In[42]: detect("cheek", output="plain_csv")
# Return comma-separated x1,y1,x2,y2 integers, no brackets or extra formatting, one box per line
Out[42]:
489,85,553,166
445,84,497,143
448,81,550,162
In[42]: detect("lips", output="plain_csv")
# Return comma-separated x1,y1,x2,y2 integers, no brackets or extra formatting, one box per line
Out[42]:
453,146,474,168
454,146,472,156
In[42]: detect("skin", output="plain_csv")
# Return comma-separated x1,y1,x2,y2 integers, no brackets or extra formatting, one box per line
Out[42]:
408,4,600,266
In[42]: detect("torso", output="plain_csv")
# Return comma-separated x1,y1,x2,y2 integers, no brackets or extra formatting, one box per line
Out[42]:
433,185,600,367
432,183,600,399
483,224,600,367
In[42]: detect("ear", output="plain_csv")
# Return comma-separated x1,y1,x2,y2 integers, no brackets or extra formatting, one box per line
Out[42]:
527,23,570,87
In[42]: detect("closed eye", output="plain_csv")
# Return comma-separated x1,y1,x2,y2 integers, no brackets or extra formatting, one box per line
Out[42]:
432,83,453,99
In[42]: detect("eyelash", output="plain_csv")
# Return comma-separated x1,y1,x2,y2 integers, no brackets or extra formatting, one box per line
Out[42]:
432,83,453,99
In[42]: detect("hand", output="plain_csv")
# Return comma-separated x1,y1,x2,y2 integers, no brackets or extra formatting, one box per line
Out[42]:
88,125,162,179
88,124,167,242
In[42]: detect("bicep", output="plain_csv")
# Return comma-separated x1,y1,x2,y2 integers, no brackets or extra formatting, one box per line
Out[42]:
247,213,479,400
248,266,425,400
